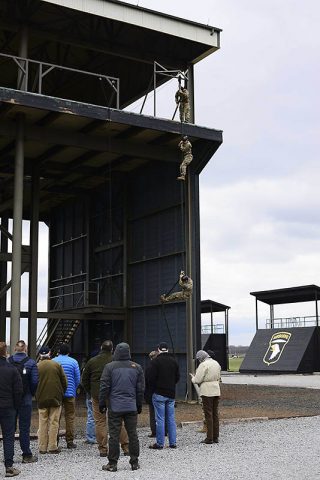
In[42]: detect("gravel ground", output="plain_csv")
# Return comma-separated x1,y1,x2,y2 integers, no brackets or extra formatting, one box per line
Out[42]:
7,417,320,480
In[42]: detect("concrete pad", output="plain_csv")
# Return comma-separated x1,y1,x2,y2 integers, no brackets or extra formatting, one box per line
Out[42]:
221,372,320,389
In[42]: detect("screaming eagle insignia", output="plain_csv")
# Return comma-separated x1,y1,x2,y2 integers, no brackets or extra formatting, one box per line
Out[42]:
263,331,291,366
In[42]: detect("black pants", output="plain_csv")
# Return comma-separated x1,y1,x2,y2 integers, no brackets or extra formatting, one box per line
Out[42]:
108,410,139,465
202,396,219,441
0,407,16,467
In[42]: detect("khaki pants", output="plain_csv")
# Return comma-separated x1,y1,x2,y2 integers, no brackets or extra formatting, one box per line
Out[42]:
92,398,129,454
61,397,75,443
38,406,62,453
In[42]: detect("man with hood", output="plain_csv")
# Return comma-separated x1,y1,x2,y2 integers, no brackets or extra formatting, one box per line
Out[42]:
190,350,221,445
81,340,129,457
99,343,144,472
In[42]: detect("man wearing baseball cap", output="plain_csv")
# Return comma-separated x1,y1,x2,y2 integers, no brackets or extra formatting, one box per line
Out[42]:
36,346,67,454
148,342,180,450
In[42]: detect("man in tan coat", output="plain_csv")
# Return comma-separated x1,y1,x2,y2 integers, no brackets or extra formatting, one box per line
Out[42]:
36,346,67,454
190,350,221,444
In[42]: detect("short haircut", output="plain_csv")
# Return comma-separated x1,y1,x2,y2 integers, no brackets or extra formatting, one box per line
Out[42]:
15,340,27,352
101,340,113,352
59,343,70,355
0,341,7,357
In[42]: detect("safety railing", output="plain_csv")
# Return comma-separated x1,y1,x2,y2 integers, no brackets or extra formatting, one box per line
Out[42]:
265,316,318,329
0,52,120,108
49,280,98,310
201,324,225,334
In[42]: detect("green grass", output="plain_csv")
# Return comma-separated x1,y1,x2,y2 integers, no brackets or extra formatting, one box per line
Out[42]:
228,356,244,372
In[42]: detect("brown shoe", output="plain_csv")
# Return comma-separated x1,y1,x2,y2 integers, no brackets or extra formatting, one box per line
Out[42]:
100,452,108,457
22,455,38,463
200,439,214,444
5,467,20,477
48,447,62,454
67,442,77,449
102,464,117,472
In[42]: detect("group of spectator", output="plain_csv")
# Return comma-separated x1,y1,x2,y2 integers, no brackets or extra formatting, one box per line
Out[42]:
0,337,221,476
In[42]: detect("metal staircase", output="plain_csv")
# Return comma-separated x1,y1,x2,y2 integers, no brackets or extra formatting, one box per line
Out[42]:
36,318,81,358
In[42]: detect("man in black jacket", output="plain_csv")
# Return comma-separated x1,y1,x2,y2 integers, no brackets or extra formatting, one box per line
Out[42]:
99,343,144,472
148,342,180,450
0,341,23,477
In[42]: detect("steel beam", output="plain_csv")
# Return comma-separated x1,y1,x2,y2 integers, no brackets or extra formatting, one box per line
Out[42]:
185,172,196,401
0,119,178,164
187,64,195,124
0,216,8,340
28,164,40,359
10,113,25,350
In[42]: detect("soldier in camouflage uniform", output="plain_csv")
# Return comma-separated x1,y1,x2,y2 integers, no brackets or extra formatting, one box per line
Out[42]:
175,86,190,123
160,271,193,303
177,136,193,181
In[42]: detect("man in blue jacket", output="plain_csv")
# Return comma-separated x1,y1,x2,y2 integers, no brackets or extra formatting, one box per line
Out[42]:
0,341,23,477
53,343,80,449
99,343,144,472
9,339,39,463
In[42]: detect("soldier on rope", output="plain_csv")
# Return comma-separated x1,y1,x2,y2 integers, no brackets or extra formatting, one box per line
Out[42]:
160,271,193,303
177,136,193,181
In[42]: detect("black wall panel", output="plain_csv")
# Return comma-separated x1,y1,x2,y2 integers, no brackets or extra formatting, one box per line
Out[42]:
50,161,199,398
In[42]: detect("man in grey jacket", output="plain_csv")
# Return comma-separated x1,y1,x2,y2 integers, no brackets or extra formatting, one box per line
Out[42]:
99,343,144,472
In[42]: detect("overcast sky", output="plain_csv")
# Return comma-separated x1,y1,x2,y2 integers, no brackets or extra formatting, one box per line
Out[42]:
124,0,320,345
9,0,320,346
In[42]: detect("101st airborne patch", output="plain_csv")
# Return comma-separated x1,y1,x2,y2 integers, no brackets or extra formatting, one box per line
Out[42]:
263,331,292,366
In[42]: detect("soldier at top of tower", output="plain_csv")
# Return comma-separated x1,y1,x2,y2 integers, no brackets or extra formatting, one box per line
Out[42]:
175,85,191,123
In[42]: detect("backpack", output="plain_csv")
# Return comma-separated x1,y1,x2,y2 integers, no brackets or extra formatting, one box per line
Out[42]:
9,357,30,395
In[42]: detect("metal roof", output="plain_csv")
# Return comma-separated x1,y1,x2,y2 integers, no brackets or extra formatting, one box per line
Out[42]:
250,285,320,305
0,0,221,108
41,0,222,43
201,299,230,313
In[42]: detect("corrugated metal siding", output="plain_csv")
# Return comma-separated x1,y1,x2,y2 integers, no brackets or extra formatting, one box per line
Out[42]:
128,163,188,398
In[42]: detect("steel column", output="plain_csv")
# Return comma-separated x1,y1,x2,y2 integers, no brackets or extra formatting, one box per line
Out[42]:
225,308,229,371
255,297,259,331
186,172,197,400
270,304,274,329
10,113,25,350
315,290,318,327
28,165,40,358
0,217,8,340
187,64,195,123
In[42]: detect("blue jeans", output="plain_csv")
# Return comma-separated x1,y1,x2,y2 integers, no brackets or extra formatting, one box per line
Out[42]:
86,395,96,443
17,401,33,457
0,407,16,467
152,393,176,447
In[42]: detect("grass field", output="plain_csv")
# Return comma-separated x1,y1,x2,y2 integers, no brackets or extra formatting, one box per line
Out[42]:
228,356,244,372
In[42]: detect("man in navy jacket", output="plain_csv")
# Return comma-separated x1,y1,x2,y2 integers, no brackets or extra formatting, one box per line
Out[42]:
99,343,144,472
9,339,39,463
0,341,23,477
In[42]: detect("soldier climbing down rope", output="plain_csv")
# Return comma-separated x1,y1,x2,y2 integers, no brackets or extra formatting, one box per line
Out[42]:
175,85,190,123
177,136,193,181
160,271,193,303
